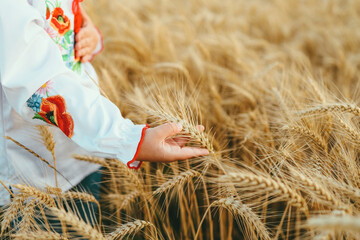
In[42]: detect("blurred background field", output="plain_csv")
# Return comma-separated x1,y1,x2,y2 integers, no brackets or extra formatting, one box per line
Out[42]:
5,0,360,239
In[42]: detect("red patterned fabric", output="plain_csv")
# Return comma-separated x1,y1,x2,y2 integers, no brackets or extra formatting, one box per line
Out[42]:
127,124,150,169
72,0,84,34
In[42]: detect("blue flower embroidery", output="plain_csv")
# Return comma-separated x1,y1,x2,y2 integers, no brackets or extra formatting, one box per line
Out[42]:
26,94,43,112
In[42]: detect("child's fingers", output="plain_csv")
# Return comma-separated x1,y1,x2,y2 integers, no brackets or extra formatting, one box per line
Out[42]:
81,54,91,63
77,47,92,58
170,125,205,147
75,38,90,51
167,146,209,161
154,122,182,139
198,125,205,132
171,135,190,147
75,29,89,42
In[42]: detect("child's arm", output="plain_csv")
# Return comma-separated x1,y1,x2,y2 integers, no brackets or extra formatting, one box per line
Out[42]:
74,8,103,63
0,0,208,169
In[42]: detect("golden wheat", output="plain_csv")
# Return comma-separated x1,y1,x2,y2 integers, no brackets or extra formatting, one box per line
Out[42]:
219,172,308,212
212,197,271,240
0,194,27,235
308,215,360,232
12,184,56,208
153,170,200,195
106,220,154,240
11,231,66,240
50,207,105,240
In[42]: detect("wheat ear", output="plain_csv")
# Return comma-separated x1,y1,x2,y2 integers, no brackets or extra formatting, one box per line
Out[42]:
73,154,107,166
319,176,360,202
298,104,360,117
45,186,62,195
147,109,215,153
61,191,102,231
0,194,27,235
50,207,106,240
153,170,200,195
212,198,271,240
219,172,308,212
285,125,328,151
12,184,56,207
61,192,98,204
291,171,351,213
11,230,66,240
106,220,154,240
37,126,58,188
336,118,360,144
17,200,36,232
308,215,360,232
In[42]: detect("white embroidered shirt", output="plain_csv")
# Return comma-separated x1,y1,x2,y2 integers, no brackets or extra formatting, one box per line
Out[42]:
0,0,147,205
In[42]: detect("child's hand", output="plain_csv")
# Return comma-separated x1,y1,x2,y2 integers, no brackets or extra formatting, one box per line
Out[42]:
75,10,100,63
136,123,210,162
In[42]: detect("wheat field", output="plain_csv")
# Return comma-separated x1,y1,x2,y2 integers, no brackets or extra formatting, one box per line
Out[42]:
2,0,360,239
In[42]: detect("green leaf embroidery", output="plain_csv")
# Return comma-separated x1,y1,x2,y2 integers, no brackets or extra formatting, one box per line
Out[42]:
72,61,81,74
33,113,48,123
49,115,57,125
62,44,69,51
62,54,68,62
64,30,73,44
45,0,55,8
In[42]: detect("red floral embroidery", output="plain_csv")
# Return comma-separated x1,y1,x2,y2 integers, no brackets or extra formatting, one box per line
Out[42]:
50,8,71,36
38,96,74,138
46,6,50,20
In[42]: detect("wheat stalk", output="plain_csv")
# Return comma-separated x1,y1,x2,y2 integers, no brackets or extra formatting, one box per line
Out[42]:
4,136,68,182
106,220,154,240
5,136,53,168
